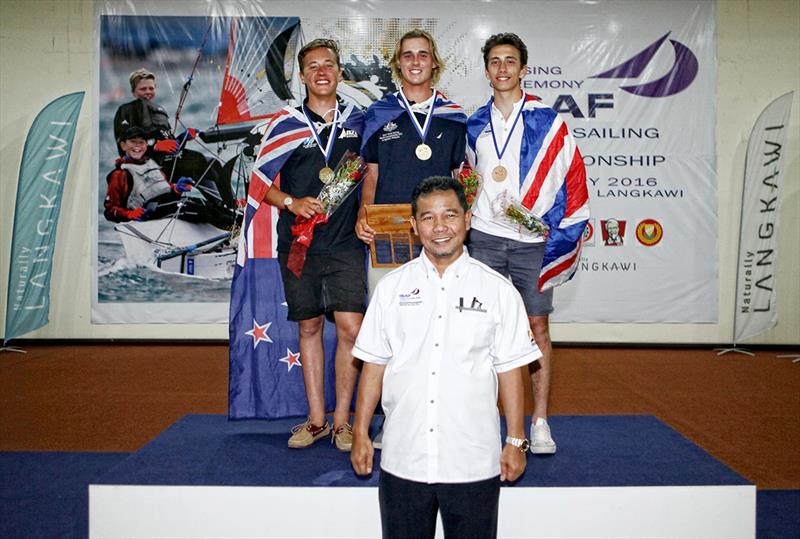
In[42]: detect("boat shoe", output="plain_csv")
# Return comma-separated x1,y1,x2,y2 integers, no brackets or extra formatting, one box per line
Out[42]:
332,423,354,452
288,418,330,448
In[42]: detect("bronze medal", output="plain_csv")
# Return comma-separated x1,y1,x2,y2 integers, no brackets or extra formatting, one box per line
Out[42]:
415,143,432,161
491,165,508,182
319,166,334,184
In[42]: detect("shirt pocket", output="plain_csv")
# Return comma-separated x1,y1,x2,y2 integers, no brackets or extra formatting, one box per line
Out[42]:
446,309,494,375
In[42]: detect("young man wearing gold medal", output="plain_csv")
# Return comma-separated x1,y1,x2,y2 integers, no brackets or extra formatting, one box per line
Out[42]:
466,33,591,455
258,39,366,451
356,29,468,296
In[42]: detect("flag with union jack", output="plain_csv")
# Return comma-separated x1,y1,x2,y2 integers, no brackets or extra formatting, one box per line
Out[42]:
228,103,363,419
361,90,467,152
466,93,590,291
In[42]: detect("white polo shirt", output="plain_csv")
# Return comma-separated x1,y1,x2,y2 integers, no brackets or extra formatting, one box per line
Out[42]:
353,249,540,484
472,94,544,243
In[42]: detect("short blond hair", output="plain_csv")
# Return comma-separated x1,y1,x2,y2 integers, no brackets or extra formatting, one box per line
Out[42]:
129,68,155,93
389,29,444,87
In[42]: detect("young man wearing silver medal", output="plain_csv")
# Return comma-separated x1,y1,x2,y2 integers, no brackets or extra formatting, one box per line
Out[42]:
466,33,590,455
259,39,366,451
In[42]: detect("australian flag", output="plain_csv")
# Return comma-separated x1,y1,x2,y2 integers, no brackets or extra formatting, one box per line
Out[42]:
228,103,362,419
361,89,467,152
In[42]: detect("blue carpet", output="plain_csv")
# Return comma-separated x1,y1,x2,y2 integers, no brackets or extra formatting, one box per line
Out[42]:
6,416,794,538
0,451,128,539
95,414,749,487
757,490,800,539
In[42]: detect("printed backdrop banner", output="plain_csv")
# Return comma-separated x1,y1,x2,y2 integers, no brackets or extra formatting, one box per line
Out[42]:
733,92,794,343
5,92,84,343
93,1,717,324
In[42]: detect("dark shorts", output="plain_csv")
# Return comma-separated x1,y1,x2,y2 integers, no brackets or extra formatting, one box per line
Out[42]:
468,228,554,317
378,470,500,539
277,249,367,321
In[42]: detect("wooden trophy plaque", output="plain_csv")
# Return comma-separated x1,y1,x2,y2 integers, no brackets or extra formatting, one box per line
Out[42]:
364,204,421,267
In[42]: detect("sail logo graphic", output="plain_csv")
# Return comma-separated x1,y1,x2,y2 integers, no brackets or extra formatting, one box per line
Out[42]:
590,32,698,98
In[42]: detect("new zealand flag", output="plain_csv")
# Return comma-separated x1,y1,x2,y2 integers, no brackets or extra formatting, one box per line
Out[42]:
228,104,362,419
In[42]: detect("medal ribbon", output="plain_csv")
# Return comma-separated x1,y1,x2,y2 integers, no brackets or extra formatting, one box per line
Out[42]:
488,96,525,168
398,89,436,144
301,104,340,166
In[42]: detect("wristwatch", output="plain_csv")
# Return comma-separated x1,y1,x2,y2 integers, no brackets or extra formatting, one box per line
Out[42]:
283,196,293,210
505,435,530,453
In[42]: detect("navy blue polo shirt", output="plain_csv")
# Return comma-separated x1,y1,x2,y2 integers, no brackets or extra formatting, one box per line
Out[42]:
363,111,466,204
276,106,362,254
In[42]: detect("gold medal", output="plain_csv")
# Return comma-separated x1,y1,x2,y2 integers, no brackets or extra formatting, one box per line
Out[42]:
319,166,334,184
491,165,508,182
415,143,432,161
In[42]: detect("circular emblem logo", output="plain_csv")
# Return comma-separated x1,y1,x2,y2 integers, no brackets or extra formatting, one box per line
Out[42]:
636,219,663,246
583,221,594,242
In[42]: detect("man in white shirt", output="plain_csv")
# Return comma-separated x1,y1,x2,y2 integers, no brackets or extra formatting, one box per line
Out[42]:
351,176,540,538
466,33,590,455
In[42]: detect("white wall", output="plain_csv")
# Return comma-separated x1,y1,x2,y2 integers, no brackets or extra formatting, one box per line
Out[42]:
1,0,798,343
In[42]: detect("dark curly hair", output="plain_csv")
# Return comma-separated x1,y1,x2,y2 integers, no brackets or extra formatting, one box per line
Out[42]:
481,33,528,68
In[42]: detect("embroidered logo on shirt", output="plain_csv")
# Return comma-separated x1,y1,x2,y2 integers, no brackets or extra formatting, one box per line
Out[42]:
398,288,422,307
339,129,359,139
455,297,487,313
302,137,318,149
383,121,398,132
379,130,403,143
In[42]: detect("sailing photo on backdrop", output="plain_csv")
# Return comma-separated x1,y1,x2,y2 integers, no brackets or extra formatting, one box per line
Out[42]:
94,15,302,323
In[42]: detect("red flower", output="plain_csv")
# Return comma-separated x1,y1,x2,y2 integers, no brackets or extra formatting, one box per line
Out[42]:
349,170,361,181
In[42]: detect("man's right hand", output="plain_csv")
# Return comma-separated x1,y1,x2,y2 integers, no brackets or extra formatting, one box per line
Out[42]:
351,429,374,475
355,207,376,244
288,196,324,219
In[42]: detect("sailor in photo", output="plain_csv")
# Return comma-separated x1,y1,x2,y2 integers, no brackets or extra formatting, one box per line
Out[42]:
466,33,590,456
103,126,195,223
351,176,540,539
251,38,366,451
112,68,173,154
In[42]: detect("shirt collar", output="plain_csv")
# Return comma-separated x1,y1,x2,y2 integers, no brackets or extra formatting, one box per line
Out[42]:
418,246,469,279
490,91,525,119
399,87,437,111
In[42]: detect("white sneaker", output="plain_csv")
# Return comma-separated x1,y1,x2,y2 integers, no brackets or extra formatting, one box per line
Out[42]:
372,429,383,450
530,418,557,454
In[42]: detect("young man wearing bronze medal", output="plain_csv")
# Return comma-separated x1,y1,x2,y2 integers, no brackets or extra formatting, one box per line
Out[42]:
356,29,468,295
258,39,366,451
466,33,590,455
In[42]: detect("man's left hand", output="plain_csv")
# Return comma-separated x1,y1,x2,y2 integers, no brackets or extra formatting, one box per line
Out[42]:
351,429,374,475
500,443,526,482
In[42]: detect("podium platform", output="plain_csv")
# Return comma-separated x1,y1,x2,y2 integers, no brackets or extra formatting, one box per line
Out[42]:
89,415,755,538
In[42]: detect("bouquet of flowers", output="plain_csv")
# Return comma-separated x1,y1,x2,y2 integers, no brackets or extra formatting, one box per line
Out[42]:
288,150,367,277
491,191,550,237
456,162,481,209
319,150,367,216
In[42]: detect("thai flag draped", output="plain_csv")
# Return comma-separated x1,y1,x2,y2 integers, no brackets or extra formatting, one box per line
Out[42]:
466,93,590,291
361,90,467,152
228,104,362,419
